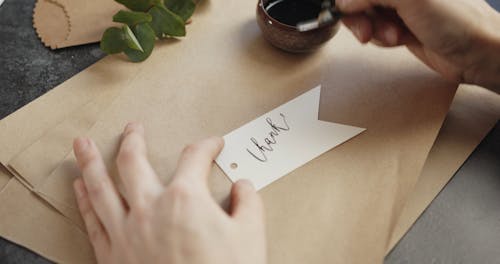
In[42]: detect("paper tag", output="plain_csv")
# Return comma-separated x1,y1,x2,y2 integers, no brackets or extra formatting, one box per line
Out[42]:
216,86,365,190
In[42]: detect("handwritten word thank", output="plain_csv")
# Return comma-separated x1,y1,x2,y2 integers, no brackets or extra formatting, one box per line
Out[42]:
246,113,290,162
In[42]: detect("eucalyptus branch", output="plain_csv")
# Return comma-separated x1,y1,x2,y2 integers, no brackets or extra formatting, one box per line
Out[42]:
101,0,196,62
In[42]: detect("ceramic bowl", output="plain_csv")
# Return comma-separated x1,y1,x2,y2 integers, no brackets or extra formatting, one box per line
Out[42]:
256,0,340,53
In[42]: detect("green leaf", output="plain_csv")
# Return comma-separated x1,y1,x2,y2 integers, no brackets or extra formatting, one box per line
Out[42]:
148,4,186,38
123,25,144,52
124,23,156,62
164,0,196,21
100,27,127,54
113,10,152,26
114,0,159,12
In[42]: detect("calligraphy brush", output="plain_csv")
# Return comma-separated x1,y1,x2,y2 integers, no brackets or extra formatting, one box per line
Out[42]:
297,0,342,32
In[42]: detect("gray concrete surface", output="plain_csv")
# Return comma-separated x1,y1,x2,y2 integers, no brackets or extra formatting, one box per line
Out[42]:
0,0,499,263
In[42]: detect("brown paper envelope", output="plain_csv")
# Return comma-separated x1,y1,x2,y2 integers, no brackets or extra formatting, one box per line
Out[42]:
33,0,121,49
1,62,147,234
0,56,141,187
32,1,457,261
0,178,96,264
8,87,122,190
0,60,127,254
386,85,500,252
0,58,132,264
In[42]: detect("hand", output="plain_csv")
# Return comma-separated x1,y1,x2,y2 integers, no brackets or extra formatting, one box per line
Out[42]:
72,122,266,264
337,0,500,91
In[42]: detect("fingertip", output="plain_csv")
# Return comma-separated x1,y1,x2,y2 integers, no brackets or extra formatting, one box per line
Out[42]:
235,179,256,192
73,137,90,156
372,27,399,47
74,138,97,170
73,137,101,170
119,123,148,161
124,122,144,136
384,26,399,46
342,15,373,43
210,136,225,150
371,17,403,47
172,136,227,188
199,136,225,155
375,25,399,46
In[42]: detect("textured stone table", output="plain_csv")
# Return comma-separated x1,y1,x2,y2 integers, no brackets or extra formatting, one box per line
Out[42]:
0,0,499,263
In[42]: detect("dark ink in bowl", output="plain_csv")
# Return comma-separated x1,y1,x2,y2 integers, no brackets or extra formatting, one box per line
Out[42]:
256,0,340,52
265,0,322,26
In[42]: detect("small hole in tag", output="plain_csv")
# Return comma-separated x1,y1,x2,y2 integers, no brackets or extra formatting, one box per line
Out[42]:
230,163,238,170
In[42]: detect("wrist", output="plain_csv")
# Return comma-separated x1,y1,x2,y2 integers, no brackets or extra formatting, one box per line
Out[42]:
464,10,500,92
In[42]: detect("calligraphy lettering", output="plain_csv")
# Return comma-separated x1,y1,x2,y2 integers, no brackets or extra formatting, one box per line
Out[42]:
246,113,290,162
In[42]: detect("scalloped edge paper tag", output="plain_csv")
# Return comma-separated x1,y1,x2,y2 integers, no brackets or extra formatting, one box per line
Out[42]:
216,85,366,190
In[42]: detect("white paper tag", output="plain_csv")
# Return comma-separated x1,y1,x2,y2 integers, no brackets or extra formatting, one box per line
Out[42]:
216,86,365,190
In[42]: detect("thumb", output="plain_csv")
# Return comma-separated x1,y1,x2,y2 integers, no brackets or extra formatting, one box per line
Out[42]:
230,180,264,224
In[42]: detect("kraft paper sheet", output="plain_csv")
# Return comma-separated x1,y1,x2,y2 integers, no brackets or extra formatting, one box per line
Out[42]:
7,84,495,263
386,85,500,252
1,83,498,264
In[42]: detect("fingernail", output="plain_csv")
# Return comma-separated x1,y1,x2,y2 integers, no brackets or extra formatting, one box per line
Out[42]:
353,24,363,42
210,136,224,148
385,28,398,46
124,122,135,134
74,137,89,154
124,122,143,135
238,179,255,190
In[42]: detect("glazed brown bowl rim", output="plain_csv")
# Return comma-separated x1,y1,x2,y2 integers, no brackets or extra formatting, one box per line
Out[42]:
258,0,336,32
